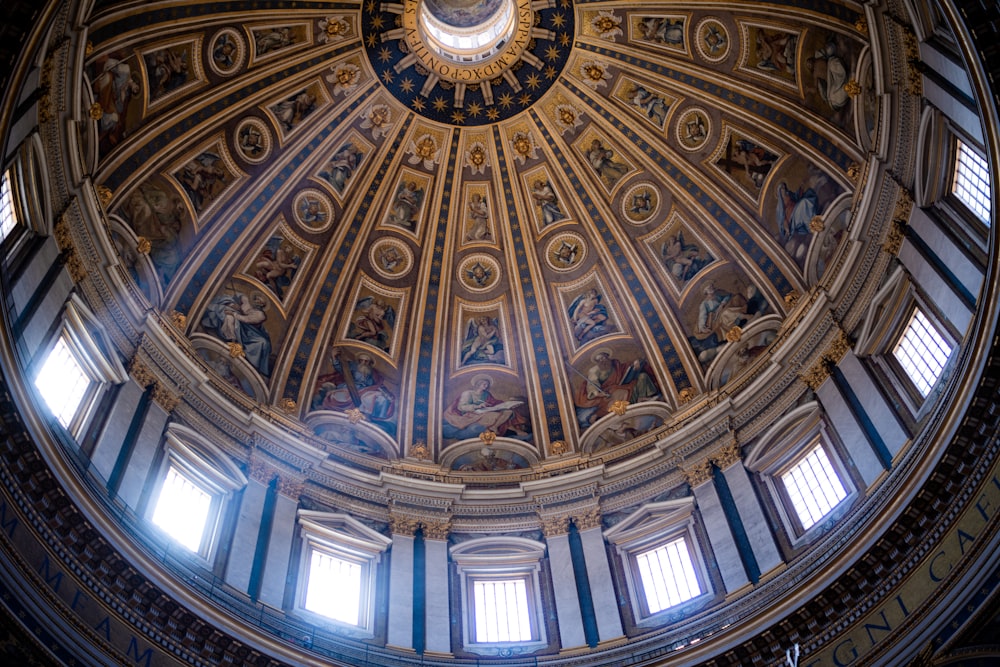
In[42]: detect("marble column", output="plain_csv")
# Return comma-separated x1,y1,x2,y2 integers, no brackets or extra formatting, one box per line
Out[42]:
572,508,623,642
543,519,586,649
116,386,175,509
224,476,268,592
422,521,452,654
258,477,302,608
386,517,416,650
687,463,748,593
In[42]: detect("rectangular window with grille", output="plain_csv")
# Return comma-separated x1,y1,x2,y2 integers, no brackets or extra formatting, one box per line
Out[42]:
952,139,991,223
781,444,848,530
472,578,533,643
0,169,19,242
304,549,364,625
34,336,93,429
635,537,702,614
151,466,214,553
892,309,952,398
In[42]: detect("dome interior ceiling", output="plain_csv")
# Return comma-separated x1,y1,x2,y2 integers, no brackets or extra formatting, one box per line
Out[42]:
87,0,871,473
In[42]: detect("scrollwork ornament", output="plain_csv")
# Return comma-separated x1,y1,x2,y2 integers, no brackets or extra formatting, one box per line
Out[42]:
136,237,152,254
410,440,431,460
96,185,113,208
725,326,743,343
882,219,906,255
784,291,800,308
345,407,365,424
88,102,103,120
170,311,187,329
610,400,629,416
678,387,695,403
248,456,273,484
279,397,297,414
228,342,245,359
277,477,304,500
827,327,851,363
801,359,831,391
479,430,497,446
549,440,569,455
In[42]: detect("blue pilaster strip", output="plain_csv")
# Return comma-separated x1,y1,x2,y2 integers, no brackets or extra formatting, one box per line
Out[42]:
409,131,459,444
831,364,893,469
712,465,761,585
493,123,565,442
529,108,691,389
568,523,600,647
903,226,977,311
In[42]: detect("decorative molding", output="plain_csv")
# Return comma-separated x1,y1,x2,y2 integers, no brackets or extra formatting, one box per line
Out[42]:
713,438,741,470
420,518,451,540
801,358,831,391
389,514,421,536
540,515,570,536
409,440,430,460
150,384,180,412
681,459,713,487
127,356,156,388
573,507,602,531
277,476,304,500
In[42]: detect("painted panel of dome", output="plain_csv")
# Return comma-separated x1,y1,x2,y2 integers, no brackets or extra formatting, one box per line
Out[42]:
314,133,372,202
461,136,492,175
705,317,781,390
853,50,880,153
618,182,667,228
555,276,625,350
340,280,408,359
505,125,542,165
456,253,502,293
611,76,676,132
568,345,663,432
308,412,397,460
292,188,336,233
767,157,845,269
454,300,511,369
109,221,161,306
805,197,852,286
581,409,665,455
168,139,243,221
450,446,532,472
198,282,283,379
193,342,267,401
309,348,400,439
628,14,690,56
247,24,311,64
544,97,586,137
737,21,801,92
232,117,272,165
139,38,203,110
707,124,785,205
684,274,771,369
544,232,587,272
88,52,144,157
208,28,246,77
264,80,328,137
520,166,574,234
640,210,720,299
441,373,533,445
379,170,430,236
115,176,193,287
327,58,368,99
239,220,315,306
458,183,498,246
573,131,637,194
800,28,864,134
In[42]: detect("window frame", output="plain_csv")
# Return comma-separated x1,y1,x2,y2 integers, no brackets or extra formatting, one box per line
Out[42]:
949,135,991,226
145,425,247,563
294,511,391,637
855,268,960,421
450,536,548,655
33,296,128,439
604,498,713,627
745,406,857,547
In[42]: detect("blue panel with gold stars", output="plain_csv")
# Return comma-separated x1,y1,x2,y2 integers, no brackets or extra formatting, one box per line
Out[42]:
362,0,574,125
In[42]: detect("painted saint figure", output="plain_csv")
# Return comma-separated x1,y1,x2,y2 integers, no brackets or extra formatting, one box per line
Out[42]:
312,349,396,435
574,349,660,428
461,315,503,365
386,181,423,229
347,296,395,351
586,139,630,187
530,179,567,226
465,193,491,241
443,375,531,440
201,290,272,376
569,288,615,343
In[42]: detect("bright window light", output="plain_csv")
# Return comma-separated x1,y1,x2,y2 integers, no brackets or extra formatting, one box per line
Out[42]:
0,169,18,241
893,309,952,397
473,578,532,643
151,466,212,552
953,139,991,223
635,537,701,614
304,549,363,625
34,336,92,429
782,444,848,530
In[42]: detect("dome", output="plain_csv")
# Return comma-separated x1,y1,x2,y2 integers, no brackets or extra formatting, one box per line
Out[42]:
0,0,998,665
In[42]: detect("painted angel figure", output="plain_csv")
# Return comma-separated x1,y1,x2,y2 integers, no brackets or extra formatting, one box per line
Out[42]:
347,296,396,351
461,315,504,365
